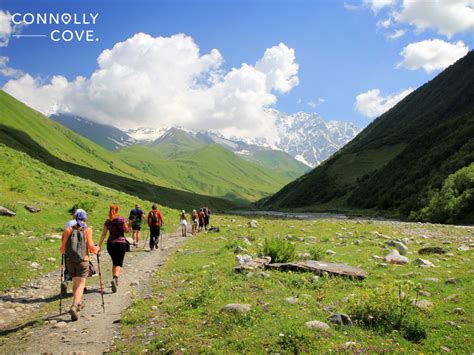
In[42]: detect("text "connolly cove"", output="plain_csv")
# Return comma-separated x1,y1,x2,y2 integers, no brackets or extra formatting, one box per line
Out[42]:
11,13,99,25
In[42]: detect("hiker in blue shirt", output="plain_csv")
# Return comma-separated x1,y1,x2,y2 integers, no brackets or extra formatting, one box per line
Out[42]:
129,204,145,246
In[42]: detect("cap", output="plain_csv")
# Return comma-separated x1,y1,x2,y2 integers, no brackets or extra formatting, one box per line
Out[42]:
182,210,185,213
75,210,87,228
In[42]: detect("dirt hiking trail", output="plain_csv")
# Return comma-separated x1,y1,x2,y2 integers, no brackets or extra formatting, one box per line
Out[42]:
0,230,189,354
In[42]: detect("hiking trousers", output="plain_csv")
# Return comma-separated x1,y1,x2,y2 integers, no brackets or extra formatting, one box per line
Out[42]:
149,225,161,249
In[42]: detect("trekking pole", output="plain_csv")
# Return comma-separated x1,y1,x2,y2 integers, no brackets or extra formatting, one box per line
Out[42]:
96,253,106,312
59,254,64,315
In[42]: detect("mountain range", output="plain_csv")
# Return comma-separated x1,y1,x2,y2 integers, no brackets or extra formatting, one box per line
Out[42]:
51,111,360,168
261,51,474,224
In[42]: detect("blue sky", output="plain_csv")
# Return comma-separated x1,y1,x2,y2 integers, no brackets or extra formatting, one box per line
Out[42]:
0,0,473,133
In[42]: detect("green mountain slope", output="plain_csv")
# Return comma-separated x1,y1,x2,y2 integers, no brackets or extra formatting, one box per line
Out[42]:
0,144,177,291
0,91,240,210
116,142,300,201
261,51,474,224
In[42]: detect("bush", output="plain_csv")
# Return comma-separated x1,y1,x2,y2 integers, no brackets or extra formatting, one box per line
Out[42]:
309,248,323,261
348,281,427,342
68,201,96,214
261,236,296,263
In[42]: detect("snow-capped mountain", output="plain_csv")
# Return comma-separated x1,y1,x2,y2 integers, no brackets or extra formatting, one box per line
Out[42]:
125,127,171,143
270,109,361,167
127,110,360,167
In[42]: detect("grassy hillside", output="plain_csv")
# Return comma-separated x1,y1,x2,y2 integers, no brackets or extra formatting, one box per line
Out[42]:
116,142,301,201
0,144,178,291
262,51,474,223
238,149,309,179
0,91,240,211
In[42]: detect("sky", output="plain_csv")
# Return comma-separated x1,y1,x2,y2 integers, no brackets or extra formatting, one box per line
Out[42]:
0,0,473,139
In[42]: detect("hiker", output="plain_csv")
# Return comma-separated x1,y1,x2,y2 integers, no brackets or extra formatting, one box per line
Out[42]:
60,210,99,321
147,204,164,250
191,209,199,236
198,208,205,231
179,210,188,237
129,204,145,246
203,207,211,230
99,204,130,293
61,208,86,295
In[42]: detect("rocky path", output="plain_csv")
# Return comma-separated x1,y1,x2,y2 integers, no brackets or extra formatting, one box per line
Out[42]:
0,230,189,354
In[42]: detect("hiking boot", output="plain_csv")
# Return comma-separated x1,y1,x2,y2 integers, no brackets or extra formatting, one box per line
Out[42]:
69,305,79,321
111,278,118,293
60,281,68,296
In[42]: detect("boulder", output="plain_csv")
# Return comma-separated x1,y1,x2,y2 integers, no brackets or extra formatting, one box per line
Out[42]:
25,205,41,213
414,258,435,268
418,246,448,255
328,313,352,327
0,206,16,217
221,303,251,314
266,260,367,280
384,249,409,265
285,297,298,304
235,254,252,266
248,220,258,229
388,241,408,255
233,256,271,273
305,320,330,331
326,249,336,256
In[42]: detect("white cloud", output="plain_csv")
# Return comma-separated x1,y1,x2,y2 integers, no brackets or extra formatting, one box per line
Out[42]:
0,10,12,47
344,2,360,11
0,56,23,77
363,0,397,12
377,18,393,28
2,33,299,141
307,97,325,108
396,0,474,38
387,29,406,39
398,39,469,73
354,87,413,118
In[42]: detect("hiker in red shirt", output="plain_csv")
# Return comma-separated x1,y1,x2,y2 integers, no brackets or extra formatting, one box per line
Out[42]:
147,204,164,250
198,208,205,232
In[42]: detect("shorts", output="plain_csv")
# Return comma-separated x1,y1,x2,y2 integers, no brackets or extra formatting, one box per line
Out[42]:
192,219,198,226
66,260,89,278
132,222,141,231
107,242,128,267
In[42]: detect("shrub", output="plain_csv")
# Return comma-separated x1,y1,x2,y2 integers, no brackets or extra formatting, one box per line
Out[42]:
261,236,296,263
9,183,26,193
348,281,427,342
68,201,96,214
309,248,323,261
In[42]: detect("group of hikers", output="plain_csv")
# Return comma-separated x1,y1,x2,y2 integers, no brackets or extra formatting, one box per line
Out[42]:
59,203,211,321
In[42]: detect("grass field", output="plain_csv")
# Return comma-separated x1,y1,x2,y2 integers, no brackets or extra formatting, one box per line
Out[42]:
114,214,473,353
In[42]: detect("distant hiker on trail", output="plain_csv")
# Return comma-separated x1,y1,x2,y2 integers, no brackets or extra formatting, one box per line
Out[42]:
191,209,198,236
129,204,145,246
60,210,99,321
61,208,86,295
179,210,188,237
147,204,164,250
198,208,205,232
99,204,130,293
203,207,211,230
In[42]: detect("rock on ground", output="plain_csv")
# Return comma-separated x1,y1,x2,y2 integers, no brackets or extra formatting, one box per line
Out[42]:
418,246,447,255
305,320,330,331
384,249,409,265
0,206,16,217
248,220,258,229
328,313,352,327
414,258,435,268
221,303,251,314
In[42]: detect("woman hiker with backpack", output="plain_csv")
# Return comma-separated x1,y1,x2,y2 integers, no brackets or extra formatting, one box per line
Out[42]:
60,210,100,321
179,210,188,237
99,204,130,293
147,204,164,250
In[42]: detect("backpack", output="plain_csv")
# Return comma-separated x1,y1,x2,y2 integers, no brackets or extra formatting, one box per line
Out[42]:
150,211,159,225
66,226,87,263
